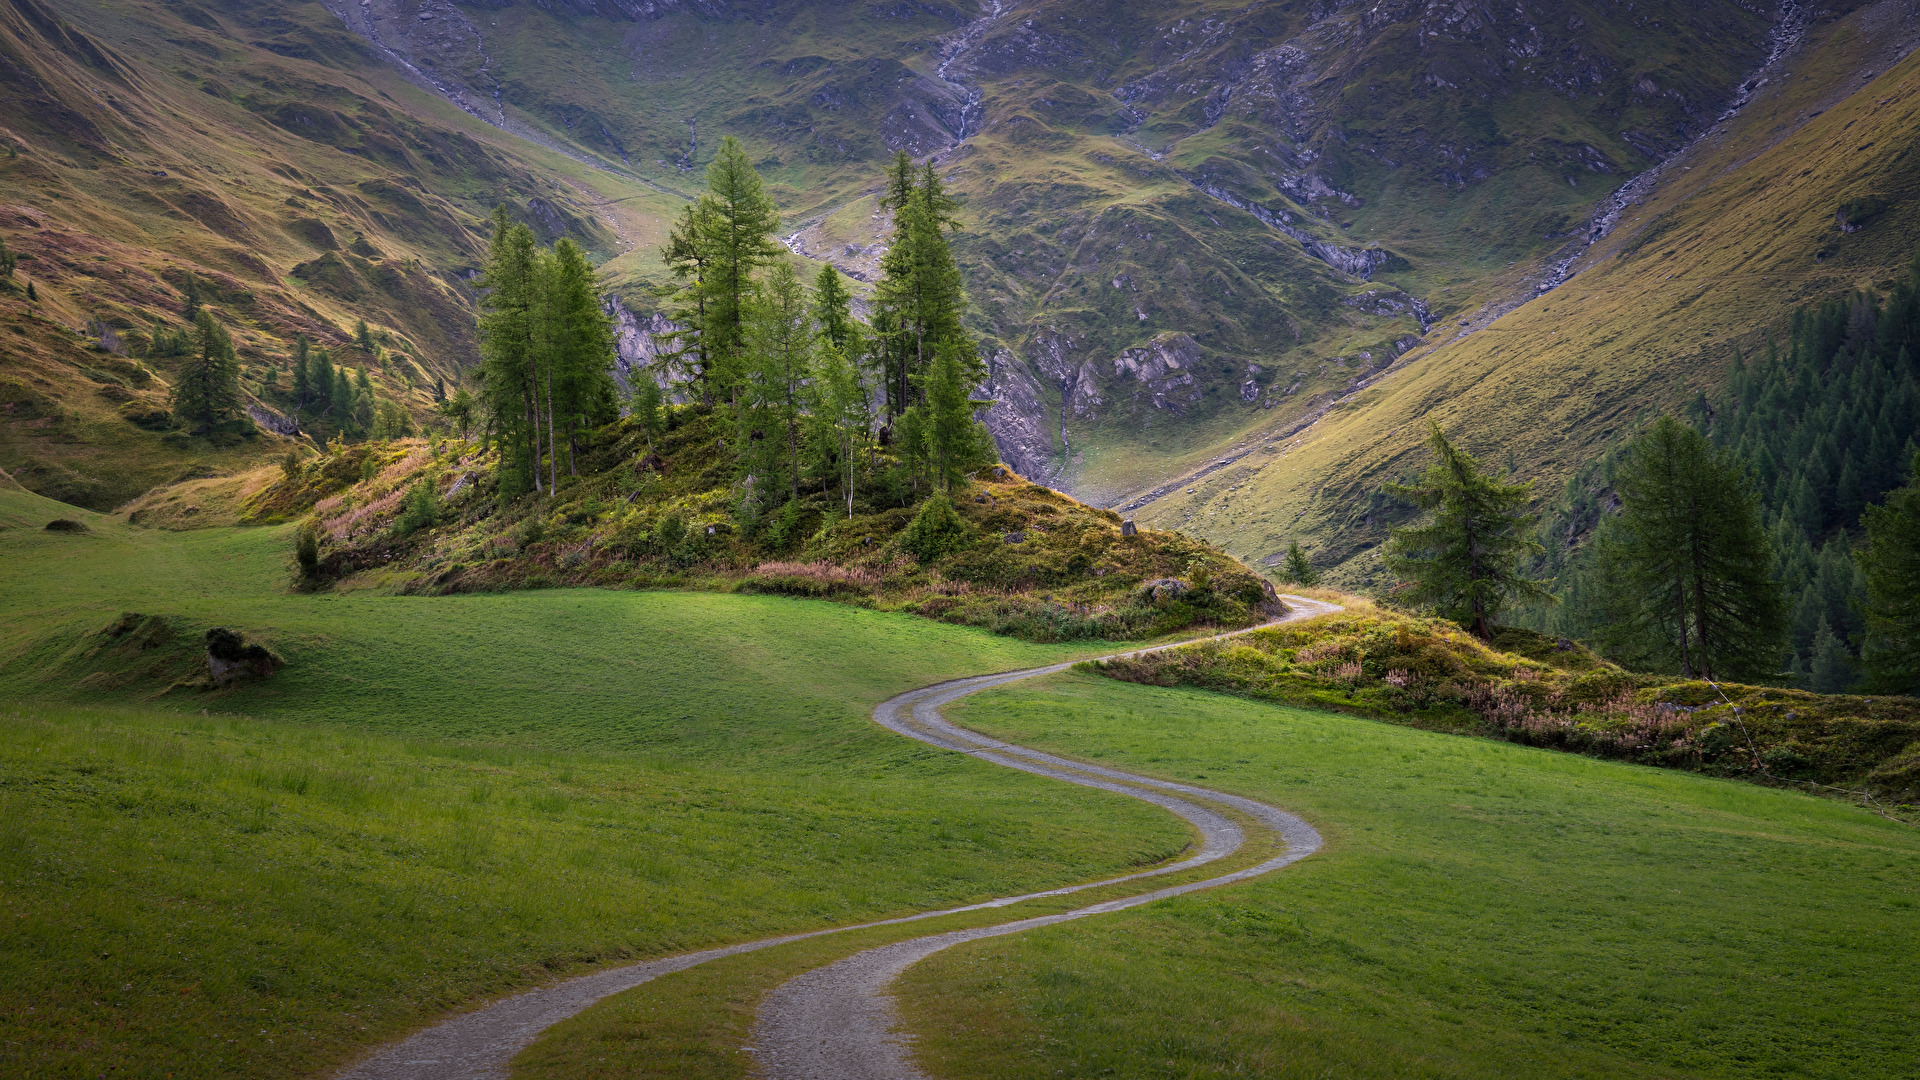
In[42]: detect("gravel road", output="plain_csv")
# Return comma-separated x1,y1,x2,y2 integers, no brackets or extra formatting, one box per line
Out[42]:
334,596,1336,1079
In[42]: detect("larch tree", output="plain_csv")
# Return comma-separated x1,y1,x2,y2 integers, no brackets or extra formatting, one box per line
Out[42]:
925,338,993,492
290,334,312,413
1608,415,1785,680
1860,450,1920,692
873,154,968,417
170,309,241,431
477,207,542,497
693,136,782,403
808,340,870,518
1384,423,1551,639
1281,541,1320,586
741,261,813,504
539,238,619,482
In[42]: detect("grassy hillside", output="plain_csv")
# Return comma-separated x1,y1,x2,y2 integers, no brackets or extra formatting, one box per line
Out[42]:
1134,4,1920,583
239,405,1289,643
0,0,680,508
310,0,1795,496
893,670,1920,1080
0,483,1197,1076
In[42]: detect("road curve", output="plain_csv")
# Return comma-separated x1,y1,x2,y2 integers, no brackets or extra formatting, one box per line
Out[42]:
748,596,1335,1079
334,596,1337,1079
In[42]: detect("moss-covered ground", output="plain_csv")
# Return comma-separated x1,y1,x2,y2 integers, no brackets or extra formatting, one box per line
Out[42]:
0,485,1194,1076
899,670,1920,1080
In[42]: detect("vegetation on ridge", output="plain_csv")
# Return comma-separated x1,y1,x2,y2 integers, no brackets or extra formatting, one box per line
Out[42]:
1092,596,1920,810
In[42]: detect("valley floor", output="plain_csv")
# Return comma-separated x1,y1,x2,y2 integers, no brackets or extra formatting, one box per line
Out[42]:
1,487,1915,1078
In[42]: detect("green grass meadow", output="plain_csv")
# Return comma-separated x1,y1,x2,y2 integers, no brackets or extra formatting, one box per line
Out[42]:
899,672,1920,1079
0,489,1190,1076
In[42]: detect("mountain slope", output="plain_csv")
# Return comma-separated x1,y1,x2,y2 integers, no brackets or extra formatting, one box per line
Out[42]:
305,0,1798,498
1129,1,1920,586
0,0,677,507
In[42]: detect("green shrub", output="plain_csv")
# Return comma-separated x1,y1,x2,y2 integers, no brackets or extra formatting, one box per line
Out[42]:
396,479,442,536
295,527,320,579
901,492,969,562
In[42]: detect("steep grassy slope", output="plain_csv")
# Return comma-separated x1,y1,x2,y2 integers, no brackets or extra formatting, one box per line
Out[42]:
314,0,1793,496
0,0,678,508
1133,3,1920,584
0,484,1191,1076
896,671,1919,1080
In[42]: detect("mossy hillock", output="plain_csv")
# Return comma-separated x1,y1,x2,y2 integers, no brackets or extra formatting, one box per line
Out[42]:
255,406,1286,643
1095,593,1920,808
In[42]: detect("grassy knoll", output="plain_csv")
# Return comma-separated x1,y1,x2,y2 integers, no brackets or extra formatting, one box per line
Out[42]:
0,486,1193,1076
899,671,1920,1079
1096,596,1920,806
253,414,1281,644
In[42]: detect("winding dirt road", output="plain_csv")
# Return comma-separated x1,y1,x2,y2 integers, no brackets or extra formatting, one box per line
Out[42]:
336,596,1337,1079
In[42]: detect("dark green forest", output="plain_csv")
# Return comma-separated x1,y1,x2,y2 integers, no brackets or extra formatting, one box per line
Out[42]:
1518,255,1920,691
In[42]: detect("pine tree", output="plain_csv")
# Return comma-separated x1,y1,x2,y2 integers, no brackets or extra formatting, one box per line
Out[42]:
354,319,374,354
740,261,813,504
170,310,241,431
24,279,35,303
808,341,870,518
181,273,202,319
1859,450,1920,692
1809,616,1855,694
433,377,446,404
1384,423,1550,639
1610,415,1785,679
1281,541,1319,586
926,337,993,492
291,335,312,412
477,206,541,496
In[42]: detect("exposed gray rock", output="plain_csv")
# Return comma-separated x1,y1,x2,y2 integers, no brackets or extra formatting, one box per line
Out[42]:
603,296,680,401
980,347,1055,483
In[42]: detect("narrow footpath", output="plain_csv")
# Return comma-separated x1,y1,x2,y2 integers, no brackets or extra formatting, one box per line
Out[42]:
336,596,1338,1079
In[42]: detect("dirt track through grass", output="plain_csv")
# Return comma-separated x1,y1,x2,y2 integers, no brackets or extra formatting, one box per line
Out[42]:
333,599,1337,1078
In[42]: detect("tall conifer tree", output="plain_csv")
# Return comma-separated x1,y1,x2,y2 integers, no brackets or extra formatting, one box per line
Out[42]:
1608,416,1785,679
1384,424,1550,639
170,310,241,431
1860,450,1920,692
478,206,542,496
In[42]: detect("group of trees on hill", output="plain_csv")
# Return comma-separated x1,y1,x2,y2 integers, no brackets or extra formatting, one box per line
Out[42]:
471,136,994,530
287,335,413,441
476,206,621,499
657,139,993,514
1388,256,1920,694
